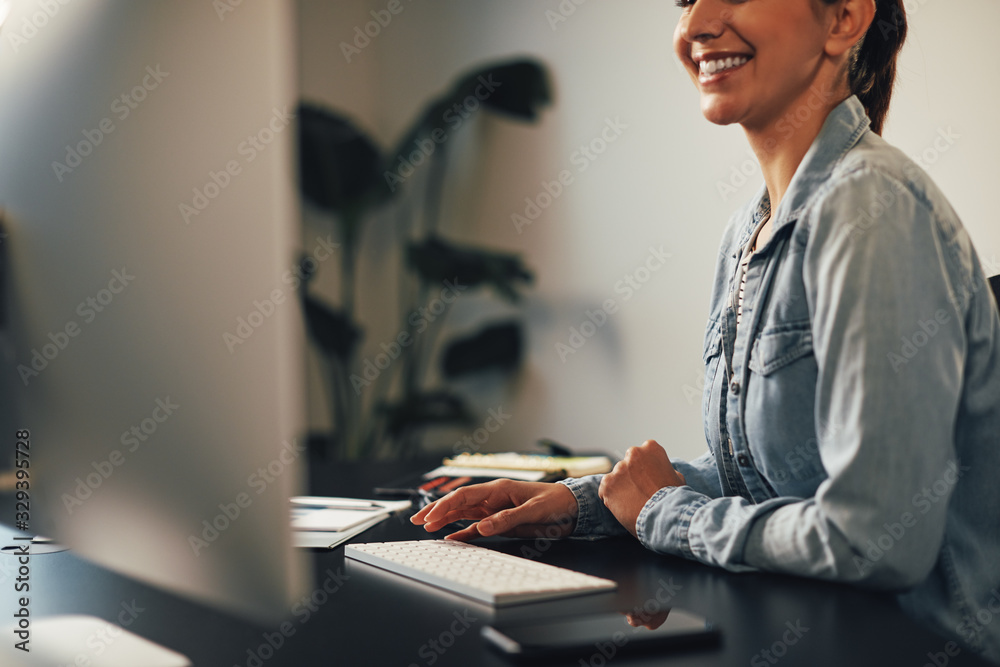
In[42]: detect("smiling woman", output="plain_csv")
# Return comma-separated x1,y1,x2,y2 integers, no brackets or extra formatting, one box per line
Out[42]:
413,0,1000,662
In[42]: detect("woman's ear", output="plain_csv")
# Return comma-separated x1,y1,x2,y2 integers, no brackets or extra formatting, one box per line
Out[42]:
825,0,876,58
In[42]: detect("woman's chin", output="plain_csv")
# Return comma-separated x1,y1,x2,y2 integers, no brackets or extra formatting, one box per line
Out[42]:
699,96,745,127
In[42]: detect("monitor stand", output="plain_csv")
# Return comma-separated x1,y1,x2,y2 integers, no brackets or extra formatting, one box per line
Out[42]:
0,535,68,555
1,537,191,666
1,615,191,666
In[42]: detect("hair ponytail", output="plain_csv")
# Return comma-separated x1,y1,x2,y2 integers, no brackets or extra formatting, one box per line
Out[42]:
824,0,908,135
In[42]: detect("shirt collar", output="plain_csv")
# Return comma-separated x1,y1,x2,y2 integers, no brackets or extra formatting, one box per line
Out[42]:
737,94,870,249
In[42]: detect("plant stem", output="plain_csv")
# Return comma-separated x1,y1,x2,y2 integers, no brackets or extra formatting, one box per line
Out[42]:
328,355,348,458
338,214,359,457
424,145,449,235
412,294,453,391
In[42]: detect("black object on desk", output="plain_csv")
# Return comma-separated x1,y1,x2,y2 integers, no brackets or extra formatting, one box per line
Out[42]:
0,460,994,667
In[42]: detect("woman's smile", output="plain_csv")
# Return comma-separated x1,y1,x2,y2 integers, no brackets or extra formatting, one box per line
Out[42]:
693,52,753,85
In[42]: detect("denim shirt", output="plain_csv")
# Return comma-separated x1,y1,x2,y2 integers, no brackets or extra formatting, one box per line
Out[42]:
560,95,1000,661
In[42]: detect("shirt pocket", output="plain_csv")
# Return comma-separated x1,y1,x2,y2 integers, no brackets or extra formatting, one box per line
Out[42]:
703,319,722,362
745,321,824,497
748,321,814,375
701,319,723,424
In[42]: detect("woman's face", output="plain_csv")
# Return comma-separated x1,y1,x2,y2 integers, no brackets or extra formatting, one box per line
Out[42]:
673,0,838,131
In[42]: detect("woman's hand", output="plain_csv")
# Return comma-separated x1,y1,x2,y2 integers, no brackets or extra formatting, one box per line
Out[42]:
599,440,686,537
410,479,578,541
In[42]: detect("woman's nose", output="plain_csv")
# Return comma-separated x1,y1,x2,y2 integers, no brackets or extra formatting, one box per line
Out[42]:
678,0,730,44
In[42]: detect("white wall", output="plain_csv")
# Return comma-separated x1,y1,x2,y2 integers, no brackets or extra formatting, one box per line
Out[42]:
298,0,1000,462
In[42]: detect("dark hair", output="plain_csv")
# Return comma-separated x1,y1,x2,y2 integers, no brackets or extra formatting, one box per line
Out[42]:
822,0,908,135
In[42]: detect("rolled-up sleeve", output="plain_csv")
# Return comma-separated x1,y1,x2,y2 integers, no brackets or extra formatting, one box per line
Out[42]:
558,474,627,537
560,449,724,538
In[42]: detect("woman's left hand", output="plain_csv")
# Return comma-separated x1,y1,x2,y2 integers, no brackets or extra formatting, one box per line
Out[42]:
599,439,686,537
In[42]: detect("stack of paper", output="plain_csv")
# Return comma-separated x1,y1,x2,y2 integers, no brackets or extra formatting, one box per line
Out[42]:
291,496,411,549
442,452,613,477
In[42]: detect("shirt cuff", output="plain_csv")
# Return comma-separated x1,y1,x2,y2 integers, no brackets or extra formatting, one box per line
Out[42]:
557,474,628,537
635,485,710,558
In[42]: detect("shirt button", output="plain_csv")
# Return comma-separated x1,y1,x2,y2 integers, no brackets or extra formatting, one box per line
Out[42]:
737,454,750,466
730,380,740,395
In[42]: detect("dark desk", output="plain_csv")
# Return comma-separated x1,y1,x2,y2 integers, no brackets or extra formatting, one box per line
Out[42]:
1,461,993,666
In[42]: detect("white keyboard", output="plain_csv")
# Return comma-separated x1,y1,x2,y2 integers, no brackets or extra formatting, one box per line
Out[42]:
345,540,617,606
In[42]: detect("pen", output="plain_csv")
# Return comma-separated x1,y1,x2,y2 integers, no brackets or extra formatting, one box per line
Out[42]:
297,505,382,512
291,499,384,511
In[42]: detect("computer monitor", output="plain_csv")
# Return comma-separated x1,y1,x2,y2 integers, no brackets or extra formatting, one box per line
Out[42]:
0,0,310,625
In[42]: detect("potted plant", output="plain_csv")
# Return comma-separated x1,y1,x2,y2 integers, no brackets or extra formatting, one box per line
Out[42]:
297,58,552,460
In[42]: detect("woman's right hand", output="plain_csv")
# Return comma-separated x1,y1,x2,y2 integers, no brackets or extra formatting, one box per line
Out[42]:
410,479,579,542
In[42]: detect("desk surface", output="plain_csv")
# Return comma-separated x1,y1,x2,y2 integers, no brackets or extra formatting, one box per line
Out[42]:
1,460,993,667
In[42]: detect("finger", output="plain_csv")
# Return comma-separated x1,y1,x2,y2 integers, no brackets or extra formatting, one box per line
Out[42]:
640,439,664,452
421,483,505,524
419,506,496,532
414,487,486,523
599,469,618,501
443,523,486,542
410,500,438,524
478,500,553,536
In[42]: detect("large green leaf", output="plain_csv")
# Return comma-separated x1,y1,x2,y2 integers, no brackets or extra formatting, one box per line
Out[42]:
407,235,533,302
442,320,523,378
301,293,361,361
454,59,552,120
390,58,552,167
297,104,390,242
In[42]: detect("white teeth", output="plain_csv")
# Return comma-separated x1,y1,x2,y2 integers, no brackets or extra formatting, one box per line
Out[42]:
699,56,748,76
